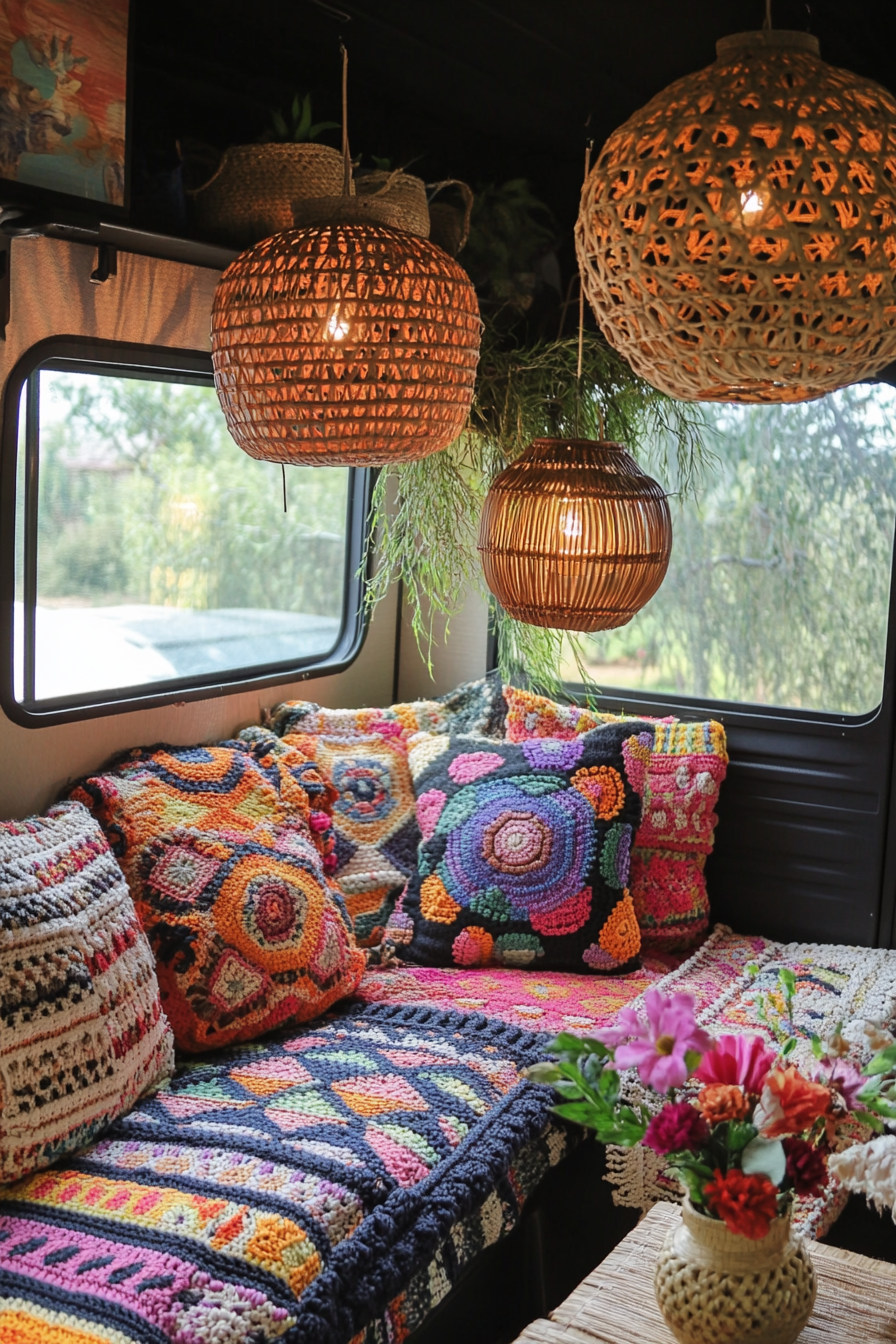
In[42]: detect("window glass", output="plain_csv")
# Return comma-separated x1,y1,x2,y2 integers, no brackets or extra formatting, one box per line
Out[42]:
13,367,351,704
569,383,896,715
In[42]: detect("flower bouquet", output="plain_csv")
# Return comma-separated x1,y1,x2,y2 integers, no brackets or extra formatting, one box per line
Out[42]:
528,969,896,1344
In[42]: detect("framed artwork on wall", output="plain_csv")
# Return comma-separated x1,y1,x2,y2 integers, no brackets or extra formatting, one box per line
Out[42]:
0,0,131,218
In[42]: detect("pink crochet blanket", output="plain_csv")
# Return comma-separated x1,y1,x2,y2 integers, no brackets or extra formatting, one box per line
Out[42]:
356,925,896,1237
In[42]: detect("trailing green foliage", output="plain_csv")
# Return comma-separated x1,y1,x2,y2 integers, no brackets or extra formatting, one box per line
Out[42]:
460,179,556,320
366,325,709,693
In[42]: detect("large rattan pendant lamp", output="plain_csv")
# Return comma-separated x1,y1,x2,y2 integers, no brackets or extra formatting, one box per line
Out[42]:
575,7,896,403
211,46,481,466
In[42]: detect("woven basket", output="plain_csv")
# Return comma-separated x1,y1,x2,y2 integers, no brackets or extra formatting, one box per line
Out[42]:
354,168,430,236
428,180,474,256
291,191,424,233
189,143,346,248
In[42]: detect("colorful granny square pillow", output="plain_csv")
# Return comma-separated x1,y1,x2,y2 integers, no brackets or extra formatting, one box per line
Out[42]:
266,670,508,745
133,825,366,1052
268,694,447,746
503,686,728,951
436,670,507,738
68,733,366,1052
0,801,174,1183
279,731,421,948
388,722,653,972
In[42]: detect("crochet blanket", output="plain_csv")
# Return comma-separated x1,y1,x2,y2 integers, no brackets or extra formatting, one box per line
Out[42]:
0,1003,564,1344
2,930,895,1344
357,927,896,1237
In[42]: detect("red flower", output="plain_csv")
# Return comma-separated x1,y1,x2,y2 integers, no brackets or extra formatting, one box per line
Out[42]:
644,1101,709,1156
782,1137,828,1197
704,1168,780,1240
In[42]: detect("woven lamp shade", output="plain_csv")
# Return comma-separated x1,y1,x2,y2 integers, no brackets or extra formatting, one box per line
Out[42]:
576,30,896,403
478,438,672,632
211,223,481,466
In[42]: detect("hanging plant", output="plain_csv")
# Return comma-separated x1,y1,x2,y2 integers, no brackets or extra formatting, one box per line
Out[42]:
366,319,710,696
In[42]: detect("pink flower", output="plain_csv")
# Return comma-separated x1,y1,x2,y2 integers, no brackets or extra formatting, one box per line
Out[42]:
644,1101,709,1156
694,1034,776,1095
819,1059,866,1112
603,989,714,1092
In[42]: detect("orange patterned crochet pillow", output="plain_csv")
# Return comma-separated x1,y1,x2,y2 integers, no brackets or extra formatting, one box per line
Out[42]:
68,732,365,1051
132,825,365,1051
503,686,728,951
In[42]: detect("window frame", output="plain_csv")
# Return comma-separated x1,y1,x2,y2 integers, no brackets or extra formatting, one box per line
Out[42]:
557,376,896,948
563,372,896,730
0,335,371,727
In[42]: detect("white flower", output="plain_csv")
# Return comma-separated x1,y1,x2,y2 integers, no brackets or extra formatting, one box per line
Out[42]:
823,1028,850,1059
828,1136,896,1217
863,1020,895,1053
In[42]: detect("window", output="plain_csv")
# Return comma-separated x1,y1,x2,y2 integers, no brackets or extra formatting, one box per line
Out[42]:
2,342,367,722
570,382,896,716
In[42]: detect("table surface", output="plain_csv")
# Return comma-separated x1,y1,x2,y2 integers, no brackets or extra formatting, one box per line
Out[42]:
514,1202,896,1344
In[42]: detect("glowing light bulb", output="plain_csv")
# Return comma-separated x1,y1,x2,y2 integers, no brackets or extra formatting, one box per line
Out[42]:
560,506,582,539
326,307,350,341
740,189,767,225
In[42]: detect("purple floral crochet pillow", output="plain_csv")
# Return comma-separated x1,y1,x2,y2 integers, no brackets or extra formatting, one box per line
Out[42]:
386,722,652,973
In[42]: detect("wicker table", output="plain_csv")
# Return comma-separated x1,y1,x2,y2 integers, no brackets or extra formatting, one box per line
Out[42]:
516,1202,896,1344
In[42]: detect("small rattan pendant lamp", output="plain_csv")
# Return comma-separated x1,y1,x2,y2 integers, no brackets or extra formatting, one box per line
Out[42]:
576,5,896,403
211,46,481,467
478,437,672,631
477,281,672,632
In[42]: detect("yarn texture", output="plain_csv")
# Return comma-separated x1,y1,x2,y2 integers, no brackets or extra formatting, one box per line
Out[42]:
68,733,365,1052
279,732,422,950
503,686,728,951
265,671,508,747
0,929,891,1341
0,801,174,1184
0,1001,558,1344
390,723,652,972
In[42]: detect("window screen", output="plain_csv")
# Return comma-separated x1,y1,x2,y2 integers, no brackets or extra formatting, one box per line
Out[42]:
8,354,359,713
571,383,896,716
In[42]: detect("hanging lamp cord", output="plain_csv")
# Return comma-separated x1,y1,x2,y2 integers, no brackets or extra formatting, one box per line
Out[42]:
575,140,594,440
763,0,772,29
340,40,351,196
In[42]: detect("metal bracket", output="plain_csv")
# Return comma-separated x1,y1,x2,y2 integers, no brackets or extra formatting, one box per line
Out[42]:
90,242,117,284
0,237,9,340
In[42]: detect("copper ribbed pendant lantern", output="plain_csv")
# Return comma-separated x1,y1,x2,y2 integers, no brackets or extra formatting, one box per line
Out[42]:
576,29,896,403
211,222,481,466
477,439,672,631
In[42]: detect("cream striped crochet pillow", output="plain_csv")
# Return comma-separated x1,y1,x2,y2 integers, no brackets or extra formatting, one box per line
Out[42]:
0,800,174,1182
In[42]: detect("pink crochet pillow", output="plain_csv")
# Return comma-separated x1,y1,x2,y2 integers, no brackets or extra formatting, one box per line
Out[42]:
503,686,728,951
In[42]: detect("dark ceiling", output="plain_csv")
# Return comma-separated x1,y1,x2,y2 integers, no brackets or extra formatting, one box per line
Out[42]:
131,0,896,243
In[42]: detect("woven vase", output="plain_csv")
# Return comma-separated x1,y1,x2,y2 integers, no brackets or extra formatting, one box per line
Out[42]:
654,1200,816,1344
